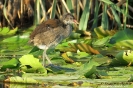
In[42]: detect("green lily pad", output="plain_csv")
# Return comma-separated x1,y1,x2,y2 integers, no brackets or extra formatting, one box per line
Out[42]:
92,36,111,47
0,32,32,54
123,50,133,64
77,59,99,78
109,28,133,44
0,27,18,36
2,32,29,43
114,40,133,49
19,54,47,74
94,26,116,38
1,58,19,70
110,50,133,66
7,76,38,84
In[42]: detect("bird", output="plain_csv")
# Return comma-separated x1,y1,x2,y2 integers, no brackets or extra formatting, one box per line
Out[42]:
29,13,78,66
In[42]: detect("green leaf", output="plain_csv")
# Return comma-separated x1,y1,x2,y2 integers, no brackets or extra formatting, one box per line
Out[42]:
84,65,97,78
110,6,121,27
7,27,18,35
0,27,17,36
79,0,90,30
96,70,110,79
114,40,133,49
1,58,19,70
0,33,31,54
109,28,133,44
46,64,76,74
94,26,115,38
19,54,47,73
77,59,99,78
0,27,9,35
128,75,133,82
111,4,124,17
123,50,133,64
91,0,100,29
77,52,90,58
9,76,38,84
101,4,108,29
114,50,128,65
93,36,111,47
2,33,29,43
100,0,114,5
70,32,81,39
66,0,73,13
50,0,57,19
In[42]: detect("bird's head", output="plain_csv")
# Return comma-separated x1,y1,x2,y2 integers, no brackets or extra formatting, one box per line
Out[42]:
62,13,78,25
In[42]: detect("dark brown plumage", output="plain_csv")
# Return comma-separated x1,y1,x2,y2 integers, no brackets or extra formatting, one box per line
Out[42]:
29,13,77,66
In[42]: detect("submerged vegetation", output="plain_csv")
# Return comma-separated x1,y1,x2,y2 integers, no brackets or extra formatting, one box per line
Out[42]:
0,0,133,87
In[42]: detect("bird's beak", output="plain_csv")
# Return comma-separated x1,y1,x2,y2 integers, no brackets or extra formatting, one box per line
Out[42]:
73,19,79,24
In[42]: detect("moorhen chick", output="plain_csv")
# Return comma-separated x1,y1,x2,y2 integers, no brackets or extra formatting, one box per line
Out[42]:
29,13,78,66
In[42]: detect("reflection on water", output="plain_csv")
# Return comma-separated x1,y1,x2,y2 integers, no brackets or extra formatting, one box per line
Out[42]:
0,42,32,55
0,82,41,88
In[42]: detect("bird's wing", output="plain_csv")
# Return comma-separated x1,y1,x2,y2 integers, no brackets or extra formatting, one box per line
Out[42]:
29,19,63,40
33,26,65,46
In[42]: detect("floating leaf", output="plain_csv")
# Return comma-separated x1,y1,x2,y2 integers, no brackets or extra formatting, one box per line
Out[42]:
2,33,29,43
93,56,111,66
96,70,110,79
94,26,116,38
76,52,90,58
0,33,31,54
0,27,18,36
110,50,133,66
46,64,76,74
113,40,133,49
123,50,133,65
109,28,133,44
69,43,100,54
70,32,81,39
75,30,91,37
1,58,19,70
4,76,38,84
128,75,133,82
77,59,99,78
19,54,47,73
61,52,74,63
63,51,90,61
88,46,100,54
92,36,111,47
84,65,97,78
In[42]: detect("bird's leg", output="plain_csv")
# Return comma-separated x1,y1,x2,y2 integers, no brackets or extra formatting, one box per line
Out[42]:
45,54,52,64
43,49,52,66
42,50,46,67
